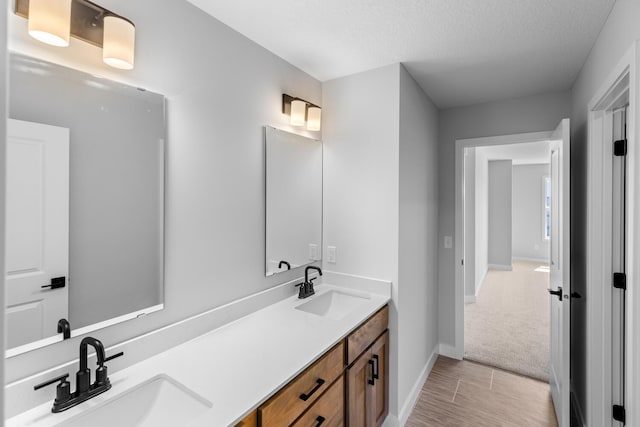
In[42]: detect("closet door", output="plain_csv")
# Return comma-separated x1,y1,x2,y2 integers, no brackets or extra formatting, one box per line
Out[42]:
370,332,389,427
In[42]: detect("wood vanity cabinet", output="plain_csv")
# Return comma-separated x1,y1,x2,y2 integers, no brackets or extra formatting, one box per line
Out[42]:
235,411,257,427
346,307,389,427
258,342,344,426
292,376,344,427
241,305,389,427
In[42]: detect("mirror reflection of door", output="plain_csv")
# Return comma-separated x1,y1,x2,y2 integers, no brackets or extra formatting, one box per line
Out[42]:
6,119,69,350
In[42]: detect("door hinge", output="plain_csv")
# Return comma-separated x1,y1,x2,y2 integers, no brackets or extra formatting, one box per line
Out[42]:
461,259,464,266
613,272,627,290
613,404,626,423
614,139,627,156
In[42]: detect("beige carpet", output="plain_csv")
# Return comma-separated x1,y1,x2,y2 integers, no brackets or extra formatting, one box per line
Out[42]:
464,261,550,381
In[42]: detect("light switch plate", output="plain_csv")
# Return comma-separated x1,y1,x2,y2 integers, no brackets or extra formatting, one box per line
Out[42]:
308,244,318,260
327,246,336,263
444,236,453,249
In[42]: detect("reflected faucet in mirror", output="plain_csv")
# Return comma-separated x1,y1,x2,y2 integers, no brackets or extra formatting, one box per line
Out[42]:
278,260,291,271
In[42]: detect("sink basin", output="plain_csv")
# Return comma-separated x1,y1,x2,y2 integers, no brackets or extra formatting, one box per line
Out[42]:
295,290,370,320
58,374,212,427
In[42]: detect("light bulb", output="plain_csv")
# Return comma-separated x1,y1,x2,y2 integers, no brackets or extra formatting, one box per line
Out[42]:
28,0,72,47
103,16,136,70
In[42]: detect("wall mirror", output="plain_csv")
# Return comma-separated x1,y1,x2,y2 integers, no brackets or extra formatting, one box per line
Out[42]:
6,53,165,357
265,126,322,276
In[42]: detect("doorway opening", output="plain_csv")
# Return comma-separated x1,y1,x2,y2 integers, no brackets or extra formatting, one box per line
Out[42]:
462,142,551,381
453,122,571,425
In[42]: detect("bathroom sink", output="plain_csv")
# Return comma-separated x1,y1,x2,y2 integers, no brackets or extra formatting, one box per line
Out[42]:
57,374,212,427
295,290,370,320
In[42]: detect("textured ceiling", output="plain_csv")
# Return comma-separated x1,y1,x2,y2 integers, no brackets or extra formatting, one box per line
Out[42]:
187,0,615,109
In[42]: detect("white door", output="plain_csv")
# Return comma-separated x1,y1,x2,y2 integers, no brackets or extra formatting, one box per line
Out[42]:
6,119,70,350
548,118,571,426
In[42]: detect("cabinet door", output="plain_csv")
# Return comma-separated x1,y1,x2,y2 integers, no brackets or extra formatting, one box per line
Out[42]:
370,331,389,427
346,349,372,427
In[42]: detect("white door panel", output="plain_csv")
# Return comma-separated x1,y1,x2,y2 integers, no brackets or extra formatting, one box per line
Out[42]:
6,119,69,349
549,118,571,427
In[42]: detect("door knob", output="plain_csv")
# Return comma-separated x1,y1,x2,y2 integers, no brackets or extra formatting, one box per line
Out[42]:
548,287,562,301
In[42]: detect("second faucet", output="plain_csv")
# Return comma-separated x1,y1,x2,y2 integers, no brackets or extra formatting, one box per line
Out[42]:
297,266,322,299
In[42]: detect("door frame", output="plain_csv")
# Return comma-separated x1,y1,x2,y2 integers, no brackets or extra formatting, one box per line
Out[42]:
587,42,638,427
449,130,553,360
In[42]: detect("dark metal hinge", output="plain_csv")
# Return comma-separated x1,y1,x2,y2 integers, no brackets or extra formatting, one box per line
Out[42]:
613,404,626,423
613,272,627,290
614,139,628,157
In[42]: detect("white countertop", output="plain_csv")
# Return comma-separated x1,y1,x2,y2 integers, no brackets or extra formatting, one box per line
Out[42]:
8,283,390,427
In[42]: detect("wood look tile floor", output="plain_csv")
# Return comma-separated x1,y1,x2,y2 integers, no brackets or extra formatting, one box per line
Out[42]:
406,356,558,427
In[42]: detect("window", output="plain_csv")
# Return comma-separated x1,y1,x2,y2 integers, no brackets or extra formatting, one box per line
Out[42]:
544,176,551,240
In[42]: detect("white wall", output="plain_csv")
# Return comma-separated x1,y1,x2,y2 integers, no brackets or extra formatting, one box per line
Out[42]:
487,160,512,268
438,90,571,348
6,0,321,382
1,1,7,422
464,148,476,298
323,63,400,416
475,149,489,293
512,164,550,261
323,63,439,423
398,65,439,420
570,0,640,419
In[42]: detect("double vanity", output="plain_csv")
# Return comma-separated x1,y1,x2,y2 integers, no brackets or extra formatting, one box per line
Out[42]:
8,281,390,426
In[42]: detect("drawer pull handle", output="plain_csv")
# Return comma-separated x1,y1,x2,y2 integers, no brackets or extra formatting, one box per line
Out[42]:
299,378,325,401
315,415,326,426
368,359,375,385
373,354,380,380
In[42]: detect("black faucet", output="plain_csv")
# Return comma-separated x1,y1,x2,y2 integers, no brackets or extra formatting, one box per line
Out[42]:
34,337,123,413
297,266,322,299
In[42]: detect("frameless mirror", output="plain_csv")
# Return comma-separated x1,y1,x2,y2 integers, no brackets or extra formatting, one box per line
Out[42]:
6,53,165,356
265,127,322,276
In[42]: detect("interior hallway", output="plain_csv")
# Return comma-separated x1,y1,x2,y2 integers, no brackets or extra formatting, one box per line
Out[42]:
464,261,550,381
406,356,557,427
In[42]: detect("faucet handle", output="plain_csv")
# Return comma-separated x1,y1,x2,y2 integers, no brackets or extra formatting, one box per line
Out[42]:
34,373,69,391
95,351,123,387
34,373,71,406
104,351,124,364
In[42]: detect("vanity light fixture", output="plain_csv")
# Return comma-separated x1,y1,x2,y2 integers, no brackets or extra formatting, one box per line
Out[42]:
15,0,136,70
282,94,322,131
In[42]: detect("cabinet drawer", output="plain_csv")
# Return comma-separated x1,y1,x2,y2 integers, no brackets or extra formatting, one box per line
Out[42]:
235,411,257,427
292,376,344,427
346,306,388,364
259,342,344,426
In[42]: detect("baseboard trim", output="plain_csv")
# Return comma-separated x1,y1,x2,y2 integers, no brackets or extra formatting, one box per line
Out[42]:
512,257,548,264
571,385,586,426
397,345,439,426
465,295,477,304
488,263,513,271
439,343,463,360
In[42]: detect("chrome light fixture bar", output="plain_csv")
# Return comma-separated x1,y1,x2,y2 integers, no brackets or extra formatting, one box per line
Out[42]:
15,0,136,70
